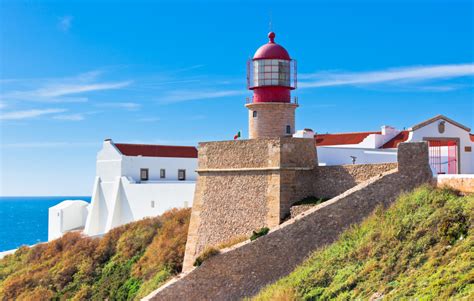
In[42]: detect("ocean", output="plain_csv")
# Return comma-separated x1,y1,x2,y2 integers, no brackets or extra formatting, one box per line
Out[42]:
0,196,91,252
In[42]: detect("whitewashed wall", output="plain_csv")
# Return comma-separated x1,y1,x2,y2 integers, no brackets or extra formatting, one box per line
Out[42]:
408,121,473,174
48,200,89,241
84,177,195,236
317,146,398,166
83,140,197,236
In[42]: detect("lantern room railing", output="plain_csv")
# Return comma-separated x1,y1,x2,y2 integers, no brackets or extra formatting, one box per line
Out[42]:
246,96,298,104
247,59,297,89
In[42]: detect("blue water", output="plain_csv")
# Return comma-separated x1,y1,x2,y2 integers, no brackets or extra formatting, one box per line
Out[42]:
0,196,91,252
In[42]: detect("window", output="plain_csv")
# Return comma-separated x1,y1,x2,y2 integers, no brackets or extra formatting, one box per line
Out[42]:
140,168,149,181
178,169,186,181
286,125,291,134
160,169,166,178
253,111,257,118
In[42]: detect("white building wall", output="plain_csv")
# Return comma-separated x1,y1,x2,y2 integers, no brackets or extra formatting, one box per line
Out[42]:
408,121,473,174
82,140,198,237
48,200,89,241
317,146,397,166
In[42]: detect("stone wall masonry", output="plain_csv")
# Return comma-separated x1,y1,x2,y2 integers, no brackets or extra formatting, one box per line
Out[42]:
149,142,432,300
182,137,317,271
246,102,297,139
313,163,398,199
197,137,316,170
290,204,315,218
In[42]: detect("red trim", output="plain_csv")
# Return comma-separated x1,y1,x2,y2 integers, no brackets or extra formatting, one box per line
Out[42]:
470,134,474,142
115,143,197,158
381,131,410,149
315,131,380,146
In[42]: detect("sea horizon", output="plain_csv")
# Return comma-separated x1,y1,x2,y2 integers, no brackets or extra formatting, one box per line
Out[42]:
0,196,91,252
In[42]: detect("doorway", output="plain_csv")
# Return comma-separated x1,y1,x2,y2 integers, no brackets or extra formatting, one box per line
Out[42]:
427,139,459,174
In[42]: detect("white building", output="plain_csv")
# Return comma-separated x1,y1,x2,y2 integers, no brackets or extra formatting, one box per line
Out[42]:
301,115,474,174
49,114,473,240
49,139,197,240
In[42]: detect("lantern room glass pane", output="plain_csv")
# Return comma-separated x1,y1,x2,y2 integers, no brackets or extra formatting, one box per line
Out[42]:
251,59,295,88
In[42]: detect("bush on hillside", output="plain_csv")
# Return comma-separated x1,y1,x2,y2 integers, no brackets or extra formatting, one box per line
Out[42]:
250,227,270,241
0,208,191,300
253,186,473,300
193,247,220,267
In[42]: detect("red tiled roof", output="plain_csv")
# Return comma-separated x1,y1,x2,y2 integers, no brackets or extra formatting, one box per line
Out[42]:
315,131,380,146
114,143,198,158
381,131,410,149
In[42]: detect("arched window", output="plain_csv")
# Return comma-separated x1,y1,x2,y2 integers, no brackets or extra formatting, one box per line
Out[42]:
253,111,258,118
286,125,291,134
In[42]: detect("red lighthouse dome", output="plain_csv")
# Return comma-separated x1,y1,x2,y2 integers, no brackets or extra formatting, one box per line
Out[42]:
247,32,297,103
253,32,291,60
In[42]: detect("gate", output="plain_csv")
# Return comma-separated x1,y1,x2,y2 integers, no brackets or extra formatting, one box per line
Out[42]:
428,140,458,174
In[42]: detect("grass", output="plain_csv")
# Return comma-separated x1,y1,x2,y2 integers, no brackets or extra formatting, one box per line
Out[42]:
193,247,220,267
253,185,473,300
0,208,191,300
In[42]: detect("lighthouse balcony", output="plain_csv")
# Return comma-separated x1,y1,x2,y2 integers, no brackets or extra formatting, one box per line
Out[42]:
246,95,298,104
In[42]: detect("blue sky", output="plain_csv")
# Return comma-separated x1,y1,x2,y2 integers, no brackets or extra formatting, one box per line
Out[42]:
0,0,473,196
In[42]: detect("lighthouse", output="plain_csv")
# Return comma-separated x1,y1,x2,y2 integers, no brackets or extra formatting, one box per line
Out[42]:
246,32,297,139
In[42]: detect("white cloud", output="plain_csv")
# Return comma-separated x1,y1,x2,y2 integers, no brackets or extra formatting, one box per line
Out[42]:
35,81,132,98
0,108,67,120
299,63,474,89
160,89,246,104
53,113,85,121
138,117,161,122
1,70,132,103
96,102,141,110
58,16,73,32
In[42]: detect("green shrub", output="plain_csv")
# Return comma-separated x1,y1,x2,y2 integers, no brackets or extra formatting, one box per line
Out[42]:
292,196,329,206
250,227,270,241
193,247,220,267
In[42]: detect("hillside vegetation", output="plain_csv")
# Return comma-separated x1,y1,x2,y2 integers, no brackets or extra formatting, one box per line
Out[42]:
0,208,190,300
253,186,473,300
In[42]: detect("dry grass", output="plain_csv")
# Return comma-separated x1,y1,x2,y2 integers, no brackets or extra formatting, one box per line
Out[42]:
0,208,191,300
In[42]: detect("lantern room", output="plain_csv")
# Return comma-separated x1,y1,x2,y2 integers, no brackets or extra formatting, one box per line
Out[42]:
247,32,297,103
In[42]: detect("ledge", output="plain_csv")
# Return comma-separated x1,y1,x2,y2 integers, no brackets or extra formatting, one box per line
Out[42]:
196,167,314,172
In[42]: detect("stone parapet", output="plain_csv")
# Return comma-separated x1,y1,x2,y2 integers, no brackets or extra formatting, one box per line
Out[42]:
313,163,398,199
197,137,316,170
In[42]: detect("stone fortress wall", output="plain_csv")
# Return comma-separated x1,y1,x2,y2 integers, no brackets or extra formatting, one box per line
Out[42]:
182,137,317,270
149,142,432,300
182,137,402,271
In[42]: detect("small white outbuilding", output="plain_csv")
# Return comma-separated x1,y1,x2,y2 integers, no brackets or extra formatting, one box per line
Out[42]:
48,200,89,241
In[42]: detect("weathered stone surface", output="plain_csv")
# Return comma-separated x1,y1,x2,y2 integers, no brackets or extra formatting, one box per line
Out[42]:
149,143,431,300
290,204,315,218
183,137,317,270
246,103,298,139
313,163,398,199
